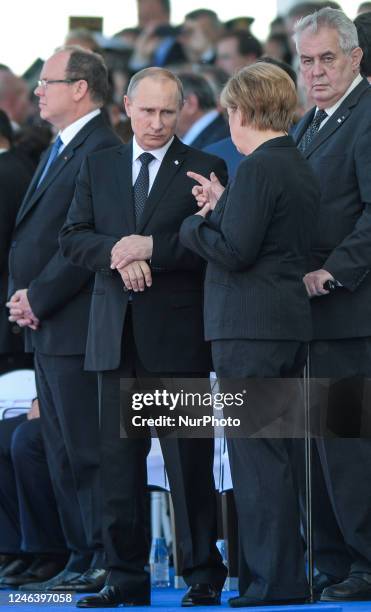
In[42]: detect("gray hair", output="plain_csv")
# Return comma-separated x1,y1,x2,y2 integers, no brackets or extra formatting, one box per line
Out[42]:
294,7,359,55
126,67,184,108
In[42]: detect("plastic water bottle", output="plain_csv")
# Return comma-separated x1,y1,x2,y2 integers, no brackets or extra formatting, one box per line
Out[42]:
216,539,229,591
150,537,170,587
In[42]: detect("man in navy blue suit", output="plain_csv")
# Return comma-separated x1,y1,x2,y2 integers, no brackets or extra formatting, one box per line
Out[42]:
7,46,120,593
293,7,371,602
177,73,229,150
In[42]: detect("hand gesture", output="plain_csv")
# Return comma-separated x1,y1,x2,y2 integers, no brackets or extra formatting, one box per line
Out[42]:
187,171,225,211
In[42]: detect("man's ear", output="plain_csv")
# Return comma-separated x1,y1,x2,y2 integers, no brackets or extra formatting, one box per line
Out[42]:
184,93,199,115
73,79,89,101
124,95,131,117
351,46,363,72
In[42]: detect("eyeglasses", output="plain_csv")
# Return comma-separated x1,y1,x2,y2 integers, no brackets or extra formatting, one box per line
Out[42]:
37,78,82,89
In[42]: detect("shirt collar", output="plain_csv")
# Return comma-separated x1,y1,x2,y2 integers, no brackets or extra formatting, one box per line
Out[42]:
319,73,363,117
59,108,101,148
181,109,219,146
132,135,174,163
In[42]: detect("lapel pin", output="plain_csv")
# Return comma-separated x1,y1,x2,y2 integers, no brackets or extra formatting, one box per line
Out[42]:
174,160,179,165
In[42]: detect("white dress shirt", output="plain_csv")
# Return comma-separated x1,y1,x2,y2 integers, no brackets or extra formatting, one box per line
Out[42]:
318,73,363,128
132,136,174,191
58,108,101,151
181,110,219,146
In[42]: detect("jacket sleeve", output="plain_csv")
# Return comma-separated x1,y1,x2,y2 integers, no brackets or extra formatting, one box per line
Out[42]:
59,156,118,273
323,127,371,291
180,158,276,271
150,157,228,271
27,250,92,320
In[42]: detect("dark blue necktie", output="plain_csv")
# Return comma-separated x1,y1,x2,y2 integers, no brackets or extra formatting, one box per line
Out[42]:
298,109,328,153
133,152,155,226
36,135,63,188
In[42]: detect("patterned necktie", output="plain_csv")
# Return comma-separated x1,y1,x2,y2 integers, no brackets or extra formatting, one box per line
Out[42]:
134,152,155,226
298,109,328,153
36,135,63,188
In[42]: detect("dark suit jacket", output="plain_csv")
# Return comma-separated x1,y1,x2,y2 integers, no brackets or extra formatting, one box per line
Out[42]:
60,136,227,372
180,136,320,342
0,149,34,354
293,78,371,339
8,113,120,355
204,136,244,179
190,114,230,150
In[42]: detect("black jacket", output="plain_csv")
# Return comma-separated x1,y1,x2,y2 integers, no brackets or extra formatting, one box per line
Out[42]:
0,149,34,353
60,136,227,371
293,78,371,339
8,113,120,355
180,136,320,342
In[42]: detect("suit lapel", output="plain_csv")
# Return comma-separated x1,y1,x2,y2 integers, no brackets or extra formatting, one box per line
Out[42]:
293,108,314,145
137,137,188,233
303,107,351,157
16,114,105,226
297,78,370,158
114,143,136,234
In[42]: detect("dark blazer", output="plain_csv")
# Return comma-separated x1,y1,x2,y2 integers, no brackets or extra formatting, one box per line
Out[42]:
190,113,230,150
60,136,227,372
8,113,120,355
204,136,244,179
0,149,34,354
180,136,320,342
292,78,371,340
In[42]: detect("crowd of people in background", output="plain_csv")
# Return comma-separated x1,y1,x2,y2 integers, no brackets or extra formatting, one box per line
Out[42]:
1,0,371,161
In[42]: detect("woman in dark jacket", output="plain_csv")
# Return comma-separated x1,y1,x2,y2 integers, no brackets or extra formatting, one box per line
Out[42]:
180,62,320,607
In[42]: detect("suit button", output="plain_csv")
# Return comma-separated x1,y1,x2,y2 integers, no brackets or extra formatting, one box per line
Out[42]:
11,241,17,247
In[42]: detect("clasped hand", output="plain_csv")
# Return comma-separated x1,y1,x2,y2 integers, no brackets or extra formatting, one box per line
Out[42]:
6,289,40,330
111,234,153,269
117,260,152,292
187,171,225,217
111,235,153,292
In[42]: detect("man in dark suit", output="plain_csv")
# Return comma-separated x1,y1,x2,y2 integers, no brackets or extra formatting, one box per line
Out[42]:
177,73,229,150
0,400,68,588
293,7,371,602
0,111,34,374
7,46,120,593
60,67,228,608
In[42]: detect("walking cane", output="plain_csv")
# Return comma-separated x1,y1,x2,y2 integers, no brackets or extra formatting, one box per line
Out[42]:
304,347,314,603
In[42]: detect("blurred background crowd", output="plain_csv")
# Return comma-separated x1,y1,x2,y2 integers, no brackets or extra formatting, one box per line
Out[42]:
1,0,371,171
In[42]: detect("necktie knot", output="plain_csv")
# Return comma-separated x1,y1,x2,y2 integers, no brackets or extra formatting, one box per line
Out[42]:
312,109,328,129
36,135,63,188
138,152,154,167
298,109,328,153
52,135,63,152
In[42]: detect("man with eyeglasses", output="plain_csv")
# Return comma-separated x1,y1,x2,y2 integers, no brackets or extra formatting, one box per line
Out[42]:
6,46,120,593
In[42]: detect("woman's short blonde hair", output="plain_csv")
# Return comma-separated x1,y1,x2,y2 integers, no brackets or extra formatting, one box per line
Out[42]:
220,62,297,132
